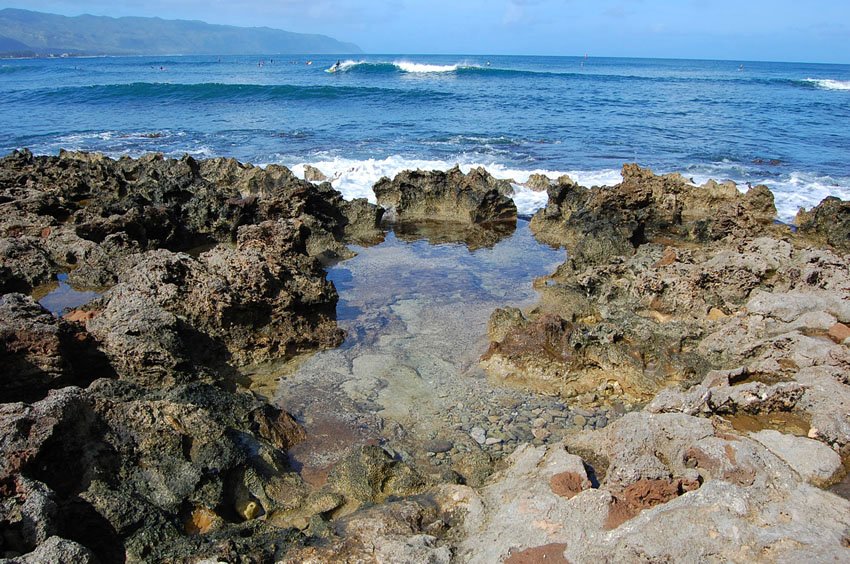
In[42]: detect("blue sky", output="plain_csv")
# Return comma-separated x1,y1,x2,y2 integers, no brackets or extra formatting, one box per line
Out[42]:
5,0,850,63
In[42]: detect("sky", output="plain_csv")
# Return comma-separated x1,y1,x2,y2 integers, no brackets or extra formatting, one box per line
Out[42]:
4,0,850,63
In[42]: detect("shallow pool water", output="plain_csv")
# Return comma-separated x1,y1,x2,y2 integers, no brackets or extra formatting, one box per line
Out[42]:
35,273,101,316
254,220,611,482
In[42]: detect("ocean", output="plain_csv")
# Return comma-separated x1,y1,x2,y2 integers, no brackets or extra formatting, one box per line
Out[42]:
2,54,849,220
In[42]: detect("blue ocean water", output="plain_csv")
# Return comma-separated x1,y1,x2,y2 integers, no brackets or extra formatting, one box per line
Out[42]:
2,54,849,219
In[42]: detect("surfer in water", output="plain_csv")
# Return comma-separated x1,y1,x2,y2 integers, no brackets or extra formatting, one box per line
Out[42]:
330,60,342,72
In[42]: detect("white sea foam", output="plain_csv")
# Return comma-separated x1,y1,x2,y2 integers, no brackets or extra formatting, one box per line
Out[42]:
804,78,850,91
286,156,850,223
685,169,850,222
286,155,621,216
394,61,463,73
761,171,850,221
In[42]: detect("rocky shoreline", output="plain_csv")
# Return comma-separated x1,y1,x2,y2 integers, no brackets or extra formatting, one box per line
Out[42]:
1,150,849,562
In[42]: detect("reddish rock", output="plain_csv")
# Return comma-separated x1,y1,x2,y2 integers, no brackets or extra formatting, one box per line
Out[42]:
63,309,99,323
828,323,850,344
654,247,678,267
549,471,588,499
505,543,570,564
604,477,701,530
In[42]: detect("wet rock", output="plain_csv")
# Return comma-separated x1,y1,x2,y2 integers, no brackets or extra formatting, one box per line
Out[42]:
324,446,426,516
281,498,451,563
795,196,850,251
530,164,778,267
424,440,454,454
303,164,329,182
0,294,113,402
451,446,493,488
338,197,385,245
524,173,554,192
374,165,517,224
392,219,515,251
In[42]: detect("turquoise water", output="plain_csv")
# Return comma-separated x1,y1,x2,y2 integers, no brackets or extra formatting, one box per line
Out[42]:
2,54,849,219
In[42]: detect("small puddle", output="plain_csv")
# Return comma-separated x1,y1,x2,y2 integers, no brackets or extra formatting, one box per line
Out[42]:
264,220,613,482
34,273,101,316
727,411,812,437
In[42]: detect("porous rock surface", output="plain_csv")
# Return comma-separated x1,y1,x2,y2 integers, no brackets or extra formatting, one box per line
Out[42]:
3,153,850,562
472,167,850,562
0,151,422,563
441,411,850,563
373,165,517,225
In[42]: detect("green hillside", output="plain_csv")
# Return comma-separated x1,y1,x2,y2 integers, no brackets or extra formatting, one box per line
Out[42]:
0,8,361,56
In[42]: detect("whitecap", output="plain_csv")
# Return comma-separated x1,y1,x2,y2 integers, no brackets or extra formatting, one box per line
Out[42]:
285,155,621,216
394,61,461,73
804,78,850,91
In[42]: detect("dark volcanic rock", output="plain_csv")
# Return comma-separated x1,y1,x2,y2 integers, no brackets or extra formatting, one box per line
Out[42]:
0,150,384,283
530,164,778,269
0,293,114,403
795,196,850,251
0,381,308,562
373,165,517,225
0,238,53,294
87,219,343,384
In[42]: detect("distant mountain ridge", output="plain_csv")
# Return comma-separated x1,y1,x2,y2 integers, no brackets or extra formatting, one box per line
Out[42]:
0,8,361,57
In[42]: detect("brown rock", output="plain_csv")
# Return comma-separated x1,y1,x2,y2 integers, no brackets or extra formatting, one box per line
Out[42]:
303,164,328,182
505,543,570,564
184,508,220,535
707,307,729,321
525,173,553,192
63,309,99,323
604,477,700,530
654,247,678,267
828,322,850,344
373,165,517,225
549,471,587,499
795,196,850,251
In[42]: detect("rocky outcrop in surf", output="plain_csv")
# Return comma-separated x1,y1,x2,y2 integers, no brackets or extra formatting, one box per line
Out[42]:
530,164,776,269
0,149,383,295
373,165,517,249
374,165,516,224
